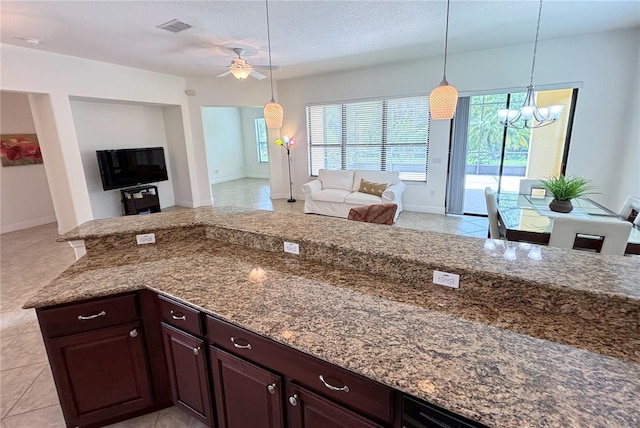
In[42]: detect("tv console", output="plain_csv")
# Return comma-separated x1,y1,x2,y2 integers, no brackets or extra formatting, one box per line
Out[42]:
121,185,161,216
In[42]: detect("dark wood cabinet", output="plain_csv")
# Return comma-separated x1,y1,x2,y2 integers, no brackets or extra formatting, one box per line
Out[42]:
161,322,214,427
209,347,283,428
121,185,160,215
45,321,153,427
285,382,384,428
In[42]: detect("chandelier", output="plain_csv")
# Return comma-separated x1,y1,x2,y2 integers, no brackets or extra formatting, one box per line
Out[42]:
498,0,564,129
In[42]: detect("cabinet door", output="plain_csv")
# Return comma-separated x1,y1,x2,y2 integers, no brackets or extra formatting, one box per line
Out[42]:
285,382,384,428
210,347,283,428
46,322,152,427
161,323,213,427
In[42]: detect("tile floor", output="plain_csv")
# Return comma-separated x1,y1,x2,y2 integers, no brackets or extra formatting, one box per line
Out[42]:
0,178,487,427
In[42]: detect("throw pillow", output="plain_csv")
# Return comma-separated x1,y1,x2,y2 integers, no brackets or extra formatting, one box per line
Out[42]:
358,179,388,197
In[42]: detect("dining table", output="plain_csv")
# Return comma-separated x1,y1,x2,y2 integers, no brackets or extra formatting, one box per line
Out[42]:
496,192,640,255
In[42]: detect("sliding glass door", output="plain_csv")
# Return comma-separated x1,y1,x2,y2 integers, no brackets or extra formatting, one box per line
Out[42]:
447,88,576,215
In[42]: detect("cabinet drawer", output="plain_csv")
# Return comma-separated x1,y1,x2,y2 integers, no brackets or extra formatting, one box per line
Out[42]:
158,295,203,337
38,294,138,339
206,315,394,424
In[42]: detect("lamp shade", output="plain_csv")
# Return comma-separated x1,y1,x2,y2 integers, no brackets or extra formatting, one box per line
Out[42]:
264,102,284,128
430,81,458,120
230,67,251,80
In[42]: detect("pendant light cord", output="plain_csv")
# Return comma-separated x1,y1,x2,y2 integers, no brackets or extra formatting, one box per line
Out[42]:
442,0,451,78
265,0,275,102
529,0,543,86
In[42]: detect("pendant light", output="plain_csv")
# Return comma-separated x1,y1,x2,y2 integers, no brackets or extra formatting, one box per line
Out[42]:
263,0,283,128
430,0,458,120
498,0,564,129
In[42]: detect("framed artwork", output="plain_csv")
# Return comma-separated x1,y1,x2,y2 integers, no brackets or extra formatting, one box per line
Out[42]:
0,134,43,166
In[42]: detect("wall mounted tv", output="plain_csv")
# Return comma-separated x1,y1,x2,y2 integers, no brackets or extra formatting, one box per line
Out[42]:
96,147,169,191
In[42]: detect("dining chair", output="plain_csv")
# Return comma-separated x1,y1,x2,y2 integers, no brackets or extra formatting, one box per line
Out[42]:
548,217,632,255
484,187,504,239
519,179,545,197
618,195,640,225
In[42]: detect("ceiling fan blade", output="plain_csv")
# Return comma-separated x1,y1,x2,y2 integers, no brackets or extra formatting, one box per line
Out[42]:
250,70,266,80
216,70,232,78
253,65,281,72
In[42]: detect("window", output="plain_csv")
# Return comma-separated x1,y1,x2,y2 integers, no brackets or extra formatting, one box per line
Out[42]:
255,118,268,163
306,95,430,181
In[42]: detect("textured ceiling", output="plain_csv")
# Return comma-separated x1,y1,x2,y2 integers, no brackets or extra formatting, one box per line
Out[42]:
1,1,639,80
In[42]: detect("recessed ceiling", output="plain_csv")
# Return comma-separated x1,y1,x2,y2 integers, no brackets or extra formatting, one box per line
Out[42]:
1,1,638,80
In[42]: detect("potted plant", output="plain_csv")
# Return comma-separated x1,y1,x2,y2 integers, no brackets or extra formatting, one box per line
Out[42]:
540,174,594,213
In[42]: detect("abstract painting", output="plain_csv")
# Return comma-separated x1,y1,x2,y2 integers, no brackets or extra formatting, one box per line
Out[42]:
0,134,43,166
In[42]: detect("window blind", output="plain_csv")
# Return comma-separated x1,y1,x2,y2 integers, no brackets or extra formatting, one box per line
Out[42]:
307,95,430,181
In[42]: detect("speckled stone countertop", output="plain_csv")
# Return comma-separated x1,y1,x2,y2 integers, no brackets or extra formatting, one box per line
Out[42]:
28,207,640,427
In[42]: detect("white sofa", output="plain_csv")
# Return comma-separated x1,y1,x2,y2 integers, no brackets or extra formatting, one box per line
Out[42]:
302,169,406,220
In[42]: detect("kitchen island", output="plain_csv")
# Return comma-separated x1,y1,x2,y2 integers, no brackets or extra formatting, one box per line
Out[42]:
25,207,640,427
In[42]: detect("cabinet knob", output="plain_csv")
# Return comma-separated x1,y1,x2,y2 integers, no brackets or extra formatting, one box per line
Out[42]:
288,394,298,407
267,383,277,394
129,329,138,338
193,347,201,356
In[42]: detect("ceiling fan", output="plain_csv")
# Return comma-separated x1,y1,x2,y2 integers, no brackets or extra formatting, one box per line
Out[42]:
216,48,267,81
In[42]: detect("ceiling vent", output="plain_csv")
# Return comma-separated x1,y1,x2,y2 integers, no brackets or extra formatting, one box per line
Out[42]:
157,19,192,33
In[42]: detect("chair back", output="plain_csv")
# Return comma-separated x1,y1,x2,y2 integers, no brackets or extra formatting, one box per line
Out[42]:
484,187,501,239
549,217,632,255
618,195,640,225
519,179,545,197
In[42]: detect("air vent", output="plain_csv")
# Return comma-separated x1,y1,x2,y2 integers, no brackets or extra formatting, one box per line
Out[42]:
157,19,192,33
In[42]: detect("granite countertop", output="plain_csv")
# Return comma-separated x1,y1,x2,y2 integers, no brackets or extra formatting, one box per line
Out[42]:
28,207,640,427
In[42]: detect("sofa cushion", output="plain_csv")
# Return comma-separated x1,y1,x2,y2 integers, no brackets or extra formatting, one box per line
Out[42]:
352,170,399,192
344,191,382,205
358,179,388,197
312,188,351,203
319,169,355,191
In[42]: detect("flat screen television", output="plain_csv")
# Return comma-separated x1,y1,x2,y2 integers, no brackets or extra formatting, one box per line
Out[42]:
96,147,168,191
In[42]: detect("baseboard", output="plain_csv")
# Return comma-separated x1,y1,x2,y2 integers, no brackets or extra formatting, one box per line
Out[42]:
270,192,304,201
1,215,57,234
402,204,445,215
173,199,197,208
210,174,246,185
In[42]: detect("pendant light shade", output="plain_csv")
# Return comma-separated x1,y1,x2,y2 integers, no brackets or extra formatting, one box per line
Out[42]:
263,0,283,129
264,101,284,129
430,79,458,120
430,0,458,120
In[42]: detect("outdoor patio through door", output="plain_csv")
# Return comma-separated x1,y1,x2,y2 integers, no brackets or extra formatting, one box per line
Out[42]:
446,88,577,216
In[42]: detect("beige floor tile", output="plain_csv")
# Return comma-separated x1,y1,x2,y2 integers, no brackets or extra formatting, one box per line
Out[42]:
154,406,208,428
8,365,59,417
0,363,46,419
0,331,47,371
0,309,37,342
0,404,65,428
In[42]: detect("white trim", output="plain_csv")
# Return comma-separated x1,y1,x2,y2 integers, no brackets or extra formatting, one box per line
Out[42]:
173,199,198,208
1,216,57,234
403,204,446,215
210,174,245,185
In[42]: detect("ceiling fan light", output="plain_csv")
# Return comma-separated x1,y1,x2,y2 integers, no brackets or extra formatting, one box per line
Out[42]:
264,102,284,128
430,82,458,120
230,68,251,80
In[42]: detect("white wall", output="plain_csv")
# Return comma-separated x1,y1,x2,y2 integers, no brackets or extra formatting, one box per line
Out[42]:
0,44,196,233
202,107,245,184
240,107,270,179
0,92,57,233
277,27,640,212
70,100,176,219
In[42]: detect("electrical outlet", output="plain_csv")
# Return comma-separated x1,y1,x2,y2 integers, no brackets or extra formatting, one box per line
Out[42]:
433,270,459,288
136,233,156,245
283,241,300,255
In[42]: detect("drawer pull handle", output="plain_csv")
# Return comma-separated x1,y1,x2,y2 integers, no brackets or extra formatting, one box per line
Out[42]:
129,329,138,338
171,310,186,321
288,394,298,406
230,337,252,350
193,347,200,356
267,383,277,394
319,375,350,392
77,310,106,320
